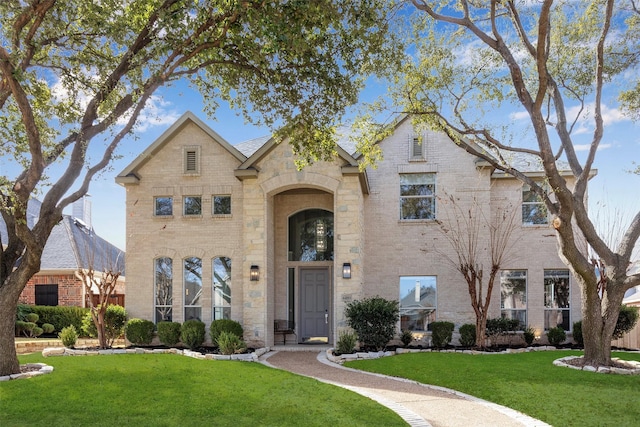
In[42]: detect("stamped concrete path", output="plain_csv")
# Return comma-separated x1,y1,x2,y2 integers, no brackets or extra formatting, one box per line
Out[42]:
261,350,550,427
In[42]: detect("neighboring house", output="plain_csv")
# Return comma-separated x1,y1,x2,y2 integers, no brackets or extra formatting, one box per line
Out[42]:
116,111,589,347
0,198,126,307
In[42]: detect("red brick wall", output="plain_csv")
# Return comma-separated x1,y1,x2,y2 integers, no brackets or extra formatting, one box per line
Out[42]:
20,274,84,306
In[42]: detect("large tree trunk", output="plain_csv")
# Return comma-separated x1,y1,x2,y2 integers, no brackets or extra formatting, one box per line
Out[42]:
0,289,20,375
581,277,626,366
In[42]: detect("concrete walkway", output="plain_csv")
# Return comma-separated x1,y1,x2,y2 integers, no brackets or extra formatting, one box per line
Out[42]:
261,350,550,427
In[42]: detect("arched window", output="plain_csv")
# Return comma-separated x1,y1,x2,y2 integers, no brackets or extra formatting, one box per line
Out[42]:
154,257,173,323
184,257,202,321
288,209,333,261
213,257,231,320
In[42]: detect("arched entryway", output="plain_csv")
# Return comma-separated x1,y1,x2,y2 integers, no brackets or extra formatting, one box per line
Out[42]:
272,188,334,345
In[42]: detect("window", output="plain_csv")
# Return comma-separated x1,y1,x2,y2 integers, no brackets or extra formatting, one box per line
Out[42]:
154,197,173,216
400,173,435,220
288,209,334,261
183,196,202,216
399,276,436,332
35,284,58,306
501,270,527,326
212,257,231,320
184,257,202,321
154,258,173,323
183,146,200,174
544,270,570,330
522,184,548,225
213,195,231,215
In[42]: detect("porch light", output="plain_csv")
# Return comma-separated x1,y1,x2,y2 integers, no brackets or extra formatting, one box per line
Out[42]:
342,263,351,279
250,265,260,281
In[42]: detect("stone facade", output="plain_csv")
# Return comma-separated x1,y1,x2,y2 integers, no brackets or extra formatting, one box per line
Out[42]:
117,112,585,347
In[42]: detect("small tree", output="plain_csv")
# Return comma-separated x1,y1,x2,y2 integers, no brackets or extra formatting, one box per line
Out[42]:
435,195,518,349
77,241,124,349
345,296,399,351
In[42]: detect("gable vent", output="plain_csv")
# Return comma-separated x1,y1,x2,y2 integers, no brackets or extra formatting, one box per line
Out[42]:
183,146,200,174
186,151,197,171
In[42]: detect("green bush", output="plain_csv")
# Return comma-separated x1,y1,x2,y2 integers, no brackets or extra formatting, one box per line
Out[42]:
16,304,32,321
523,326,535,346
335,330,358,354
181,320,205,350
125,318,155,345
546,327,567,346
30,305,88,333
59,325,78,348
459,324,476,347
345,296,399,351
572,321,583,346
157,321,182,347
82,305,127,345
614,305,639,339
15,320,34,337
26,312,39,323
32,326,44,337
209,319,244,344
431,321,454,349
216,330,247,355
400,329,414,347
42,323,55,334
485,317,521,335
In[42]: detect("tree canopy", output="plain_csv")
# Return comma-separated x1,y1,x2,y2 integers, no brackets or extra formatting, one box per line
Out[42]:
362,0,640,366
0,0,396,376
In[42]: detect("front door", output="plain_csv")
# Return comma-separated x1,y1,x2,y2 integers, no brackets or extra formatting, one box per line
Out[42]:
299,267,330,343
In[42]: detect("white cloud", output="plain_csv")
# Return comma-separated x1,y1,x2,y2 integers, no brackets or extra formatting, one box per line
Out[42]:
573,143,612,152
119,95,181,132
509,111,530,121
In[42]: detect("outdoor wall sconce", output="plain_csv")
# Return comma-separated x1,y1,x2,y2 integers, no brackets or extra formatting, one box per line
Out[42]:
342,263,351,279
250,265,260,281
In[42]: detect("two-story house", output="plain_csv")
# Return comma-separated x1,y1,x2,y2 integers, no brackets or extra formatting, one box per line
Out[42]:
116,111,584,347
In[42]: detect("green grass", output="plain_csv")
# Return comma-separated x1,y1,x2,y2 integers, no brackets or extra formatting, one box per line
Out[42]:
2,353,405,427
345,350,640,427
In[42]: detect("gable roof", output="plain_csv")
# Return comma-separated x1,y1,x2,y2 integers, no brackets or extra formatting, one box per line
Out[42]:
116,111,246,185
0,199,125,275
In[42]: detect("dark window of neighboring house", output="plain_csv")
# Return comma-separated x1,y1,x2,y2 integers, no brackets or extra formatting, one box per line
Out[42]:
35,284,58,306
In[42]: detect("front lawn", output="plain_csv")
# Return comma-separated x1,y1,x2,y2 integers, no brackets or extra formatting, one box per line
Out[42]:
345,350,640,427
1,353,405,427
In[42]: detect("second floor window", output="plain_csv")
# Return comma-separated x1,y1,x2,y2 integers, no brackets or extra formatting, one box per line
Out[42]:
400,173,436,220
183,196,202,216
154,196,173,216
213,195,231,215
522,184,548,225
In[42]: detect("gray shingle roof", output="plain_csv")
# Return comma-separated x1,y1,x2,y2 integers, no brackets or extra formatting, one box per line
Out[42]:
1,199,125,274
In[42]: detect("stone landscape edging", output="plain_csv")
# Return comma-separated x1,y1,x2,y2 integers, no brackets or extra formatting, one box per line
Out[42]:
41,345,271,361
0,363,54,382
326,346,640,375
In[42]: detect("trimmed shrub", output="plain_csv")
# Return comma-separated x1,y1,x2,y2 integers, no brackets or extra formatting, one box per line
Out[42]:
30,305,88,333
82,305,127,344
335,330,358,355
459,324,476,347
216,331,247,355
572,321,583,346
345,296,399,351
26,312,39,323
15,321,35,337
209,319,244,344
614,305,639,339
431,321,454,349
157,321,182,347
59,325,78,348
400,329,414,347
485,317,521,335
16,304,32,321
523,326,535,346
181,320,205,350
125,318,155,345
32,326,44,337
42,323,55,334
547,327,566,346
